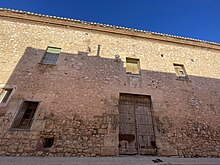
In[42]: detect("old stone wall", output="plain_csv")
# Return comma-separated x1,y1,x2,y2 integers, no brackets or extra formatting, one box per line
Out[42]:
0,15,219,157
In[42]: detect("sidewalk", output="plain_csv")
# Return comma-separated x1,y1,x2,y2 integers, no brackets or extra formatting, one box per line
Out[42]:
0,156,219,165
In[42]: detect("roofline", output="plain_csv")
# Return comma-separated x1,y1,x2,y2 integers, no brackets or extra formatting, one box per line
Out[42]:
1,8,220,51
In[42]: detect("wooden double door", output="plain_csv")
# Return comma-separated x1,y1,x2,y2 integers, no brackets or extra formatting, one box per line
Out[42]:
119,93,156,155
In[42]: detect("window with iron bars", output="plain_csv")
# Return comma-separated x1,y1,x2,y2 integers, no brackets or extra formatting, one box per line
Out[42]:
11,101,39,129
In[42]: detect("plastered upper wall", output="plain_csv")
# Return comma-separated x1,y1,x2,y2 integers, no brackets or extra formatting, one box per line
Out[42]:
0,15,220,86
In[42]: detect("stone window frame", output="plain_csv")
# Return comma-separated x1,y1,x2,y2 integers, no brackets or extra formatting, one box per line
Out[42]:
126,57,141,75
10,100,40,131
0,84,16,107
40,46,61,65
173,63,188,80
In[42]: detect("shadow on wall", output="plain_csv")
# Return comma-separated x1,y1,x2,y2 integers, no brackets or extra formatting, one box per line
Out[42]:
0,47,219,157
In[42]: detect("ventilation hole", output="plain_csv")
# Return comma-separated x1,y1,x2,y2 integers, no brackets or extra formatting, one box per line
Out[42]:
43,137,54,148
191,59,194,62
92,128,98,135
161,54,164,57
151,141,156,147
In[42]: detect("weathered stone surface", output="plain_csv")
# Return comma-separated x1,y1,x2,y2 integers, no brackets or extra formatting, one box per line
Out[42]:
101,147,118,156
0,9,219,157
159,148,178,156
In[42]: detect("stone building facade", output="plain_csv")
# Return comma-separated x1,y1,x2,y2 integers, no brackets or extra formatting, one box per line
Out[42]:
0,9,219,157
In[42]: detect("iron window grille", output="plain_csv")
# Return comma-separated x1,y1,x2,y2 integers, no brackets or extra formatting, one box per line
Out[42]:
11,101,39,129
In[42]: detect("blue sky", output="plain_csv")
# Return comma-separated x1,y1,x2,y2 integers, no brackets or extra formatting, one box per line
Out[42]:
1,0,220,43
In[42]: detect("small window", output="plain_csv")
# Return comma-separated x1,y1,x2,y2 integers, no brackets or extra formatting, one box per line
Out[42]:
41,47,61,64
173,64,188,80
43,137,54,148
126,58,140,75
11,101,39,129
0,88,13,103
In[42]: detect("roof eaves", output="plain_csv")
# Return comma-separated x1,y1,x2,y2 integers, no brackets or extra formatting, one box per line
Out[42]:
0,8,220,46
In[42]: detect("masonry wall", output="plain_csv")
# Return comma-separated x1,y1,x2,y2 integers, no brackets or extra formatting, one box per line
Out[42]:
0,17,219,157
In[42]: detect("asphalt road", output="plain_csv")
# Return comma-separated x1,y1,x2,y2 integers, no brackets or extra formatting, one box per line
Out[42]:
0,156,219,165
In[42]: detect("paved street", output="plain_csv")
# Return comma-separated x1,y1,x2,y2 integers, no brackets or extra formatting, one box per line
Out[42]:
0,156,219,165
